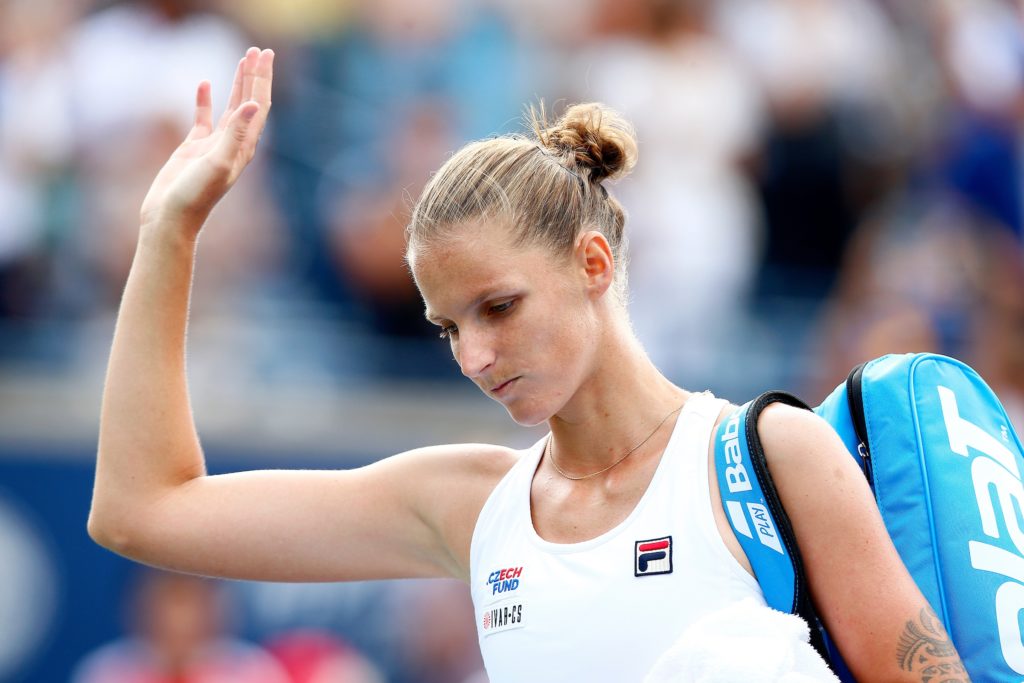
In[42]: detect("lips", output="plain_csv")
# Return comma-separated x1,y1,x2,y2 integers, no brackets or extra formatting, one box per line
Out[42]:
490,377,519,395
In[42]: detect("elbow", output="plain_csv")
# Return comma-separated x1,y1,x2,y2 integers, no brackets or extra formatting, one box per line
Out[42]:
87,507,142,558
87,510,121,552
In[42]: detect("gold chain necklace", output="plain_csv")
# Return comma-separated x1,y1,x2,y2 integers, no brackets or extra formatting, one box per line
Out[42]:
546,402,685,481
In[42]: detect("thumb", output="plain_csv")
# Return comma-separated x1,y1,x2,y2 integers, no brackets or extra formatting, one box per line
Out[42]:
215,101,260,158
232,102,260,142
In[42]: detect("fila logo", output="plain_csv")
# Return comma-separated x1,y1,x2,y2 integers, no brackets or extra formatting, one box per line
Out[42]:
635,536,672,576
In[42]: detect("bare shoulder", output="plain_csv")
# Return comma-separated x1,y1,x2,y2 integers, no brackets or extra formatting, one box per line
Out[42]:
754,402,848,471
752,401,871,517
708,399,839,464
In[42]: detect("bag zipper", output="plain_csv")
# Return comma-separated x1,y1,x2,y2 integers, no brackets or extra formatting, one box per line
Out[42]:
846,362,874,486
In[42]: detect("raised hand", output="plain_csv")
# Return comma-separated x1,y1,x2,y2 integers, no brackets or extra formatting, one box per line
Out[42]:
140,47,274,234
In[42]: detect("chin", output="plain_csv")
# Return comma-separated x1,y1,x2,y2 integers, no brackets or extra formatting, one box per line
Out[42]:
506,410,548,428
500,397,556,428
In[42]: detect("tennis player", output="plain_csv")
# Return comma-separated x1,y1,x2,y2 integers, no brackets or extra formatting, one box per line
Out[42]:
89,47,968,682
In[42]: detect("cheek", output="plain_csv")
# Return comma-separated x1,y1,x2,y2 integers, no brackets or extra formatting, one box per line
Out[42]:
533,304,596,378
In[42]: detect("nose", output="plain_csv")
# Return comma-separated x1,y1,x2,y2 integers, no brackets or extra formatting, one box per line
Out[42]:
456,329,495,380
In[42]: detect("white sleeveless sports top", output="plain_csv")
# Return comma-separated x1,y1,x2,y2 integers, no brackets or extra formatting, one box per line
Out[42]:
469,392,766,682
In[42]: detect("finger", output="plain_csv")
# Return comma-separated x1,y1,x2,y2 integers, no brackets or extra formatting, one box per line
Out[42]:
188,81,213,139
241,46,260,104
216,57,246,130
212,101,260,167
246,49,275,135
251,49,274,110
228,57,245,111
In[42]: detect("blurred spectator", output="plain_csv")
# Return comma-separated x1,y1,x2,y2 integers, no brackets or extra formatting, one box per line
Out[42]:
392,579,485,683
715,0,905,307
265,629,386,683
935,0,1024,121
241,0,530,377
928,0,1024,241
810,193,997,398
806,0,1024,397
68,0,244,139
322,101,458,341
966,227,1024,431
71,569,291,683
228,579,415,681
58,0,284,320
218,0,356,42
0,0,81,323
6,3,1024,681
572,0,765,382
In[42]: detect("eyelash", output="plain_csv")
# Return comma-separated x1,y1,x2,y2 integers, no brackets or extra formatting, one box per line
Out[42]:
490,301,514,315
437,300,516,340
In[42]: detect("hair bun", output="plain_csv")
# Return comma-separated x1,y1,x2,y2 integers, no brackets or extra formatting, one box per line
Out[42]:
533,102,638,184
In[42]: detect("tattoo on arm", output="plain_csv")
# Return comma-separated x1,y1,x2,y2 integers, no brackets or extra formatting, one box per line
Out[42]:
896,607,971,683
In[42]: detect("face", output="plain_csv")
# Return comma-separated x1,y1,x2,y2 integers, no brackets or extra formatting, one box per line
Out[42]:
137,574,222,659
410,221,604,426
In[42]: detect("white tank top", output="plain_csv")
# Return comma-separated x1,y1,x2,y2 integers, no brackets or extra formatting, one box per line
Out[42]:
469,392,766,682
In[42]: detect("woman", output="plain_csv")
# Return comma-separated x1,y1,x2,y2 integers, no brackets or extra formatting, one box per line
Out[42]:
90,47,968,681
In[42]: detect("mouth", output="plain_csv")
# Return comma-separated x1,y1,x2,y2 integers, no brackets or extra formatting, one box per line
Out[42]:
489,377,520,396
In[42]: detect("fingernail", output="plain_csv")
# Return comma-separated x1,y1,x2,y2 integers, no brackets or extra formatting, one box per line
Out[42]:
242,104,258,120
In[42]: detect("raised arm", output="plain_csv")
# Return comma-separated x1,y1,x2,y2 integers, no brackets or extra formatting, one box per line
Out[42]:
758,405,969,682
88,48,513,583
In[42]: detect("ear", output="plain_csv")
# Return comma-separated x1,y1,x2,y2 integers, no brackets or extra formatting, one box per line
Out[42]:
575,230,615,299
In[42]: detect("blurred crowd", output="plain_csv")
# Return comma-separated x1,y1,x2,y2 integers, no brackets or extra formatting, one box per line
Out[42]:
2,0,1024,403
3,0,1024,681
70,569,486,683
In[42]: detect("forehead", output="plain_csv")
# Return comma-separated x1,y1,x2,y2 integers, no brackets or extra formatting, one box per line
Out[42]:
410,221,557,320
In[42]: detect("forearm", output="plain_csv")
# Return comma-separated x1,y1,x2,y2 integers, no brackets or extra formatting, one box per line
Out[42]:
895,607,970,682
90,221,206,544
89,47,272,560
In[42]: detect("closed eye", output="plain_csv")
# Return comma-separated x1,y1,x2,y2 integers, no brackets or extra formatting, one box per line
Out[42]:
436,298,516,340
489,300,515,316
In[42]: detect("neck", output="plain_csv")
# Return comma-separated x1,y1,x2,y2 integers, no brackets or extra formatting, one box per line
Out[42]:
546,321,688,476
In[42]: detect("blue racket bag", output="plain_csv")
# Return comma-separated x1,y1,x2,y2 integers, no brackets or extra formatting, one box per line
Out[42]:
714,352,1024,681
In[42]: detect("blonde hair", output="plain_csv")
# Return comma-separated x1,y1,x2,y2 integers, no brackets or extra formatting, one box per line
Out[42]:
407,102,638,302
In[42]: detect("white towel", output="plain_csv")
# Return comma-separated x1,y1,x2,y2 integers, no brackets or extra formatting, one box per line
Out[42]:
643,599,841,683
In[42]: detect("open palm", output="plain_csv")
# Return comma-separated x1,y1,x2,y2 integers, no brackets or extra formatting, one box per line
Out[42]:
140,47,274,231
